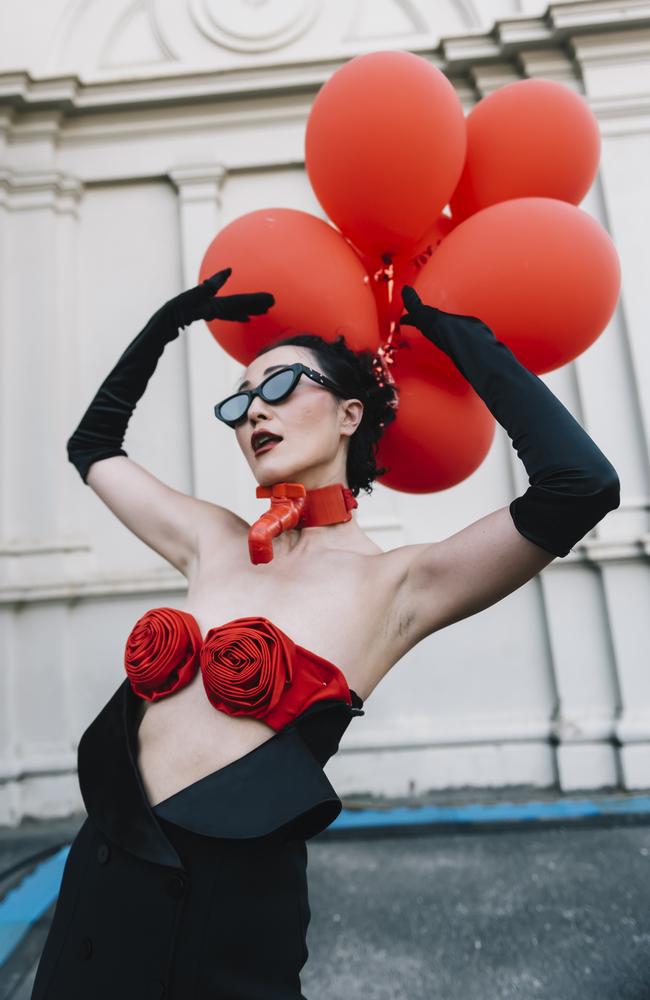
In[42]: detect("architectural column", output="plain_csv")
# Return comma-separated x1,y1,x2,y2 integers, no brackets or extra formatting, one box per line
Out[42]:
168,165,247,511
573,28,650,788
0,110,88,821
0,166,88,584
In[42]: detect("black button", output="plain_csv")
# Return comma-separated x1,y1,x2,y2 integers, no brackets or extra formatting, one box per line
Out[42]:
97,843,110,864
79,936,93,959
167,874,186,899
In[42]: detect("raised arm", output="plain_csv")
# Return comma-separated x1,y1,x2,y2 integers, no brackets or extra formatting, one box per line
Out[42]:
66,268,274,576
394,286,620,645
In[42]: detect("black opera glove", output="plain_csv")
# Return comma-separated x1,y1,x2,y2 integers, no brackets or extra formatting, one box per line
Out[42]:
66,268,275,484
399,285,620,558
166,267,275,327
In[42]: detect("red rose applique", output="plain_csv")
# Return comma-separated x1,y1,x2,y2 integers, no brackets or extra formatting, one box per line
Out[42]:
124,607,202,701
200,616,295,719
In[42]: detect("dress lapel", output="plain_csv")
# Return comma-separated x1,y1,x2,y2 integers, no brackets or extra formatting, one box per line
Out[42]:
76,678,366,863
152,723,344,841
77,679,183,870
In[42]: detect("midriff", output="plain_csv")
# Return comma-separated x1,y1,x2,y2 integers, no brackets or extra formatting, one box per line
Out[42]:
136,669,282,807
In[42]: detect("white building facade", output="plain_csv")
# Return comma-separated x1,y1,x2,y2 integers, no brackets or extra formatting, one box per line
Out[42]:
0,0,648,825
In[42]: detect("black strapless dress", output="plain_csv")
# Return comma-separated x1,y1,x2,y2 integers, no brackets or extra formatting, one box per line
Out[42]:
30,678,365,1000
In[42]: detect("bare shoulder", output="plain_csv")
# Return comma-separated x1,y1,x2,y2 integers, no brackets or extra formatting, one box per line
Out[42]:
350,508,555,691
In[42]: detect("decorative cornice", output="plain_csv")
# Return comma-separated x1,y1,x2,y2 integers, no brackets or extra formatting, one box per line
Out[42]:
189,0,321,55
0,754,78,783
0,568,187,606
578,537,650,562
0,2,647,115
0,535,90,556
168,163,228,202
615,712,650,743
0,169,84,212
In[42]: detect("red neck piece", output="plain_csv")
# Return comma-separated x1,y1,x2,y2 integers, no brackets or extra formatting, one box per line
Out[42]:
248,482,358,564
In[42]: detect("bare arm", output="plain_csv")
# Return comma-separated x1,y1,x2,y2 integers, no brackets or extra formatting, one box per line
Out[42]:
395,507,554,647
85,456,247,578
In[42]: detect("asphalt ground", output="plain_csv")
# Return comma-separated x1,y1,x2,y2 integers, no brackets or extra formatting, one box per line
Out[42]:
1,805,650,1000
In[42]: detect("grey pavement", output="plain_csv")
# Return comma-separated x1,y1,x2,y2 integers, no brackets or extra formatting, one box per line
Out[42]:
1,810,650,1000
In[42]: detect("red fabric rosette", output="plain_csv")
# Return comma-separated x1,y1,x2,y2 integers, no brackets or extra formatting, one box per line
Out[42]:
200,616,294,720
124,606,202,701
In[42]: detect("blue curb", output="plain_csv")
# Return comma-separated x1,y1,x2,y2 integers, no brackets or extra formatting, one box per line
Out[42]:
3,795,650,966
334,794,650,829
0,845,70,966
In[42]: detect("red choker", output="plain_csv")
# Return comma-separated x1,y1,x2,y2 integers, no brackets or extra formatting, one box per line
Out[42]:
248,482,358,564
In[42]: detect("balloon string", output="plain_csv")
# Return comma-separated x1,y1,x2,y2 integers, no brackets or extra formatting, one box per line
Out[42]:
370,253,402,411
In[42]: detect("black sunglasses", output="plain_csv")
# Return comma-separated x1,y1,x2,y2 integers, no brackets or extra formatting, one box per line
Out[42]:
214,363,348,428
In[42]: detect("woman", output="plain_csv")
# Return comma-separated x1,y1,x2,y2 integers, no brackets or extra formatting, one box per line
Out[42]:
31,268,620,999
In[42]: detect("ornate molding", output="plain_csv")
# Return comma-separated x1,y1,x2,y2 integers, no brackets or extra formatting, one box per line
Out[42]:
342,0,430,41
0,568,186,606
168,163,228,203
0,537,91,557
0,756,78,784
0,169,84,214
0,2,648,114
188,0,321,53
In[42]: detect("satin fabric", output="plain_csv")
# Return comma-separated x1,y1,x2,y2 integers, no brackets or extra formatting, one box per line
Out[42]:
124,608,355,730
31,678,364,999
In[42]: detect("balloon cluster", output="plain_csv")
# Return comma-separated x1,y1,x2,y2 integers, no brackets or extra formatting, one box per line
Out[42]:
199,50,620,493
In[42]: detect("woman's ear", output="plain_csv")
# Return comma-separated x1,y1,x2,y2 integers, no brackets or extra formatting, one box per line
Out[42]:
339,398,364,437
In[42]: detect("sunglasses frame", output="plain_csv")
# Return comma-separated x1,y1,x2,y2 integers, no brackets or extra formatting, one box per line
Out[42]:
214,362,348,428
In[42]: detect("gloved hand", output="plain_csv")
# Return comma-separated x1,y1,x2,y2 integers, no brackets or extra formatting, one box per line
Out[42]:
66,269,275,483
399,285,620,558
165,267,275,327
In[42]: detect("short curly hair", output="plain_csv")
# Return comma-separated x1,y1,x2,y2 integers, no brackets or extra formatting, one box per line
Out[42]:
252,333,399,497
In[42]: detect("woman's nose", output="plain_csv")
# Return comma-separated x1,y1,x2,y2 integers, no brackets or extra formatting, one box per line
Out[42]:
247,392,273,423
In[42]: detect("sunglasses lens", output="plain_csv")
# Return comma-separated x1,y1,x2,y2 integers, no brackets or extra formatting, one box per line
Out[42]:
217,369,299,425
218,395,249,425
262,368,296,401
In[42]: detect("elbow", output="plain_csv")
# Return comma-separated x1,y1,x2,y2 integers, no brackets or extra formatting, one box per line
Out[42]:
572,459,620,512
595,469,620,515
66,439,89,484
577,460,620,522
509,464,621,559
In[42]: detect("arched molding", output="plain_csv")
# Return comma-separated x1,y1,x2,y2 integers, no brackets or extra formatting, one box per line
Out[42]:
188,0,321,54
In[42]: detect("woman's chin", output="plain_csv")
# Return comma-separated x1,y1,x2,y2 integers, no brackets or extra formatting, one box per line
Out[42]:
251,449,313,487
256,465,304,487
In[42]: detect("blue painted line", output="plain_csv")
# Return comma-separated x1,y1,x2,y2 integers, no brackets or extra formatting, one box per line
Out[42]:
1,794,649,966
0,845,70,966
333,795,650,829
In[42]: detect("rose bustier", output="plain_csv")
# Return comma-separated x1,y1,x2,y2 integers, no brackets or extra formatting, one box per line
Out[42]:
124,607,355,731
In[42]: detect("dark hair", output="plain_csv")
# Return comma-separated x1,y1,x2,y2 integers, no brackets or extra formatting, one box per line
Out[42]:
253,333,399,498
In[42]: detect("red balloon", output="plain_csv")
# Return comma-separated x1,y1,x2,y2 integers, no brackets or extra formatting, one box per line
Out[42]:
376,349,496,493
411,198,620,374
393,322,470,392
198,208,380,364
353,215,457,339
451,79,601,223
305,50,466,257
408,215,457,270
